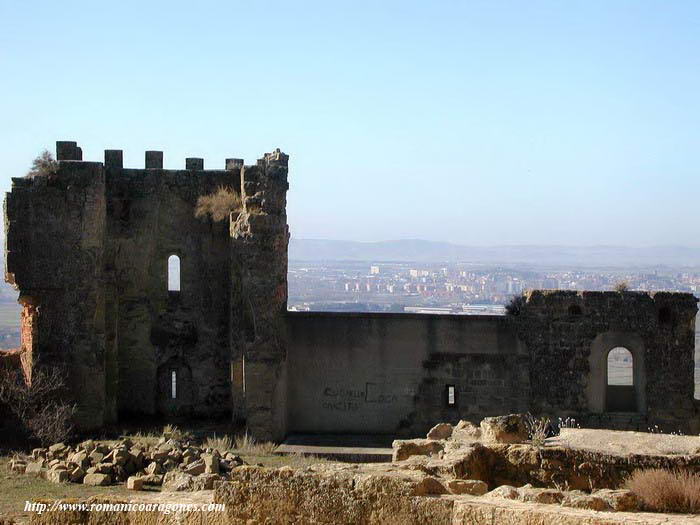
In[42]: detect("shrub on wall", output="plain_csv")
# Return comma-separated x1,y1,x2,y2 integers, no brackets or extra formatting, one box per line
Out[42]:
195,186,243,222
505,294,526,316
26,150,59,178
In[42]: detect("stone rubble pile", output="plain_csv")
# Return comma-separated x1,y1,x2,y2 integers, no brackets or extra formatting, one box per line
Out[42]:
9,436,246,491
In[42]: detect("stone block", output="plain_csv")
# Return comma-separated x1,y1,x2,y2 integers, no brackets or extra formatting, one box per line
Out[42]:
83,473,111,486
427,422,453,440
480,414,528,444
145,151,163,169
47,469,70,484
447,479,488,496
126,476,144,490
185,157,204,170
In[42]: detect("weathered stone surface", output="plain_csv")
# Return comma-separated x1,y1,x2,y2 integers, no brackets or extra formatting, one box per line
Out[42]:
480,414,528,444
594,489,640,512
163,471,194,491
126,476,143,491
25,462,45,476
392,439,444,462
46,469,69,484
452,420,481,441
215,465,454,524
518,487,564,504
412,476,447,496
69,467,85,483
202,453,220,474
447,479,488,496
427,422,453,440
83,473,111,486
562,493,611,511
184,459,205,476
486,485,520,500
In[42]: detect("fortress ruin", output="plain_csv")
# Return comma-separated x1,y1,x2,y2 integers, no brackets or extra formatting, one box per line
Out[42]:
3,141,699,439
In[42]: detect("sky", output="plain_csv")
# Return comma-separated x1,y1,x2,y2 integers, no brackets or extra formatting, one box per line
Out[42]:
0,1,698,246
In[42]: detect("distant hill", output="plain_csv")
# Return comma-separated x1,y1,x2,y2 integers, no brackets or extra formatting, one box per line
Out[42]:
289,239,700,267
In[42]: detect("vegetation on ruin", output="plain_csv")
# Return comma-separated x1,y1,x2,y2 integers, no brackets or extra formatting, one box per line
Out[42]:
614,280,630,292
504,294,526,316
25,150,59,178
194,186,243,222
524,414,550,447
624,468,700,513
0,366,76,446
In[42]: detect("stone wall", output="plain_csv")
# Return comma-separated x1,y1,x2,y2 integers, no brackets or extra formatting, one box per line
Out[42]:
285,290,699,437
285,312,528,437
514,290,699,432
4,141,698,440
3,142,290,437
5,158,107,429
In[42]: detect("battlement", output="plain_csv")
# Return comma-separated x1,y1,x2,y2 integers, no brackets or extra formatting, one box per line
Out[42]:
49,141,289,173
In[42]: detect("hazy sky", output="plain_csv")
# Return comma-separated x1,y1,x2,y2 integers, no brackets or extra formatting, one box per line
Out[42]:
1,1,698,246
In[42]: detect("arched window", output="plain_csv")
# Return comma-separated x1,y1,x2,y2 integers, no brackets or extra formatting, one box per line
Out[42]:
607,347,633,386
171,369,177,399
168,255,180,292
606,347,636,412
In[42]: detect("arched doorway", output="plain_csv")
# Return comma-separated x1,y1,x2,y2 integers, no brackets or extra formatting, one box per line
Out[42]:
587,332,646,414
606,347,636,411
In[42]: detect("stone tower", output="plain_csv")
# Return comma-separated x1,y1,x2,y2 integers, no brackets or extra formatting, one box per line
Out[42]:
4,141,289,439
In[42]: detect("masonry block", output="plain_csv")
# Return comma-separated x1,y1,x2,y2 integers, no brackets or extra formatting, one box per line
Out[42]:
145,151,163,169
185,158,204,170
104,150,123,168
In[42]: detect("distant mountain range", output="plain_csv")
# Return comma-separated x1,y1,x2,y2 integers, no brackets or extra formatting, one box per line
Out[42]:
289,239,700,267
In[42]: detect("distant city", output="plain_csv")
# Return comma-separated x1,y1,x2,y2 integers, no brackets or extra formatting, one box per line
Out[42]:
288,260,700,315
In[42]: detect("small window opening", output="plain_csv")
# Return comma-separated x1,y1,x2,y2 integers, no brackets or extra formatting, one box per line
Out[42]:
446,385,456,406
568,304,582,316
658,307,673,327
168,255,181,292
171,369,177,399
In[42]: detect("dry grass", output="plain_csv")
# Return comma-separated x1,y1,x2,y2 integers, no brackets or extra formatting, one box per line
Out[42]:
195,186,242,222
234,433,277,455
525,414,550,448
162,424,192,441
624,468,700,513
0,455,133,521
205,434,234,453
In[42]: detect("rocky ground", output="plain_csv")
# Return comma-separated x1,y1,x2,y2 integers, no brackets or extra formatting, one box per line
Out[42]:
7,415,700,524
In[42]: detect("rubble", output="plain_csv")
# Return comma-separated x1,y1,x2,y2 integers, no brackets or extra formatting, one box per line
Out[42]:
17,436,246,490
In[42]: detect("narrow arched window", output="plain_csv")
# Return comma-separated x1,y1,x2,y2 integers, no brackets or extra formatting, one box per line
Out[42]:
171,369,177,399
168,255,180,292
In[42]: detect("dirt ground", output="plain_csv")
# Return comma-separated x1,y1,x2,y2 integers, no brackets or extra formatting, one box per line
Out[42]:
551,428,700,456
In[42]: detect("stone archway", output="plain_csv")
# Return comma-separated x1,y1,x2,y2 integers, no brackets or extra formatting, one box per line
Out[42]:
606,347,636,411
587,332,646,414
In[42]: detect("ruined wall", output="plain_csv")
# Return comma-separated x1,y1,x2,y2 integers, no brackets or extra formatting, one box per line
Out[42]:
105,163,237,421
4,150,107,429
285,312,528,436
515,290,699,432
4,142,290,436
286,290,699,437
230,150,290,440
